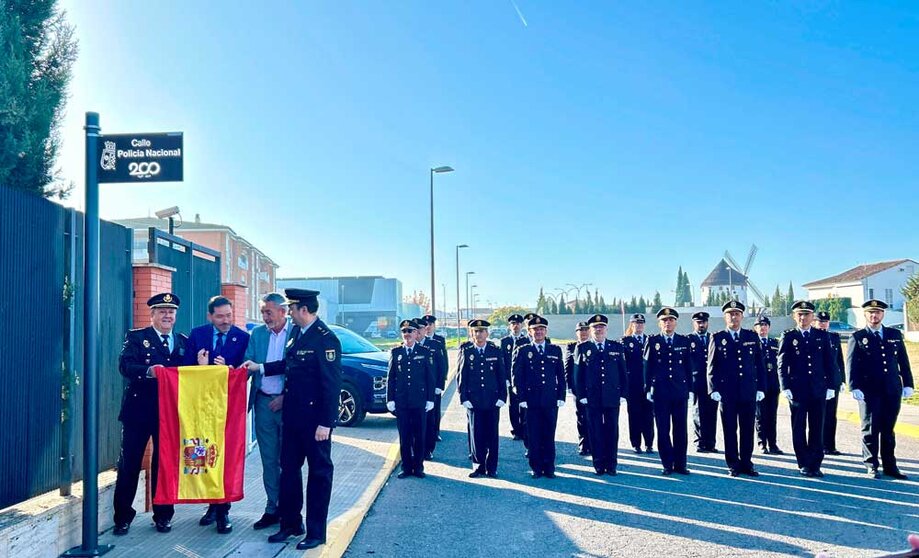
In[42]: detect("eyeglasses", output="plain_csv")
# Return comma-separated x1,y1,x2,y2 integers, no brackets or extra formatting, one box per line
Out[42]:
401,329,414,334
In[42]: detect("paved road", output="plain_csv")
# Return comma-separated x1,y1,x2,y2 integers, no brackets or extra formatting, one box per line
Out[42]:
347,381,919,558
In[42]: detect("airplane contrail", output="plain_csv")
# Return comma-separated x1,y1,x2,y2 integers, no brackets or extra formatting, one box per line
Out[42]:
509,0,528,27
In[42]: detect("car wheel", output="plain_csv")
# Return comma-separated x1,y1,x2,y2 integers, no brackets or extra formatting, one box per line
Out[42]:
338,382,366,427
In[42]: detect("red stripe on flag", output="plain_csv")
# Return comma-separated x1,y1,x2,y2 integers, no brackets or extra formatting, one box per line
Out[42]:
221,367,247,502
154,367,180,505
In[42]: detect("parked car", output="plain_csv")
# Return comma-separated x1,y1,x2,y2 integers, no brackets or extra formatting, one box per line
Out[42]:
383,330,398,339
828,321,857,339
329,324,390,427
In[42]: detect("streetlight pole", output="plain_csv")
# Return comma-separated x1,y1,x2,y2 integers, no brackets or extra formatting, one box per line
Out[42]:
465,271,475,325
429,165,454,320
470,285,478,318
455,244,468,344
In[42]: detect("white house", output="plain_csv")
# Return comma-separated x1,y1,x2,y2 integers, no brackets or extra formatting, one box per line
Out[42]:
803,258,918,311
700,258,749,306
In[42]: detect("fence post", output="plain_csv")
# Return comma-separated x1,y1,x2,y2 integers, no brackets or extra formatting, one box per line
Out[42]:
60,209,77,497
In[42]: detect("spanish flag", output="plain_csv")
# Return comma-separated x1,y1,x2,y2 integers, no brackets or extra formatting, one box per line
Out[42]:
154,365,247,504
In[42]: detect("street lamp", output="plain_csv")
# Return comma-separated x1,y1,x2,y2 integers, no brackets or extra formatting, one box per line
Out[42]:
455,244,469,343
470,285,478,318
566,282,593,310
429,165,454,319
465,271,475,324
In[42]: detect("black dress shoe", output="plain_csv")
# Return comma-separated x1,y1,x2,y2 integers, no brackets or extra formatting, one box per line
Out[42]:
675,468,690,475
397,471,411,479
296,537,326,550
579,449,591,456
253,513,279,530
216,515,233,534
485,471,498,478
825,449,842,456
697,447,710,454
868,467,882,479
544,471,556,479
633,447,643,454
728,468,740,477
770,447,785,455
812,469,825,478
268,524,305,543
594,469,606,476
469,470,484,478
425,452,434,461
113,523,130,536
884,469,909,480
154,519,172,533
606,469,617,476
645,448,655,454
661,468,673,476
199,507,216,526
744,468,760,477
413,471,426,479
710,448,720,453
799,467,812,477
530,471,542,479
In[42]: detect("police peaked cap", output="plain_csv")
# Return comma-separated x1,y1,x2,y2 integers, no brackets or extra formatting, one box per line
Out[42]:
656,307,679,319
284,288,320,306
148,292,180,309
507,313,524,324
468,319,490,329
527,315,549,327
586,314,608,327
722,300,745,313
862,299,888,310
692,311,710,321
790,300,815,313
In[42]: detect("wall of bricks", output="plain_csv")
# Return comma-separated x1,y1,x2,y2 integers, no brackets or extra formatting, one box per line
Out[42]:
132,263,176,328
221,282,249,328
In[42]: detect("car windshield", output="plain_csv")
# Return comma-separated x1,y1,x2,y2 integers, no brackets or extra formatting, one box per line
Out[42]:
329,325,381,354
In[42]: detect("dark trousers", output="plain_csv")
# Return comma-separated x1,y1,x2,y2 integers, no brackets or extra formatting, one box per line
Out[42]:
859,395,902,471
626,395,654,449
693,392,719,450
756,390,780,450
468,407,500,474
425,392,443,455
823,389,840,451
720,399,756,471
525,405,558,475
113,417,174,525
575,400,591,453
587,406,620,472
510,390,527,443
790,397,826,471
653,396,688,471
396,407,426,474
278,423,333,540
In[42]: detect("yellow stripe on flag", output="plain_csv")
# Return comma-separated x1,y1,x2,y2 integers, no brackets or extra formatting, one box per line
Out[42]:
177,365,229,500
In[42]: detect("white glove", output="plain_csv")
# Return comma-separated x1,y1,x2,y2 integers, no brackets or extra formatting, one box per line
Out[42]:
755,391,765,402
620,397,627,404
710,392,722,402
903,387,914,399
434,388,443,395
579,398,587,405
646,392,653,402
782,389,793,401
386,401,396,412
462,400,473,409
496,399,506,408
825,389,836,401
506,380,511,388
519,401,528,409
425,401,435,412
557,400,565,408
852,389,865,401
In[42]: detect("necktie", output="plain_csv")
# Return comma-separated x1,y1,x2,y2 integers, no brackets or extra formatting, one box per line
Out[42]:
215,332,225,355
479,348,485,356
538,345,544,355
874,330,881,341
161,334,170,351
407,348,413,358
666,336,672,347
732,331,738,342
597,342,603,352
762,338,768,349
803,330,809,340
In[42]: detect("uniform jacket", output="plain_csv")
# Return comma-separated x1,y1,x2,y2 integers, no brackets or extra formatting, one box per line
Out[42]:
688,332,712,396
512,342,566,407
458,342,508,409
621,335,648,399
564,341,578,392
758,337,780,394
777,328,837,402
244,319,294,410
847,326,914,398
827,331,846,388
501,334,530,377
573,339,628,408
643,333,694,401
263,319,342,428
118,327,187,423
386,343,436,410
420,336,448,391
183,324,250,367
706,328,766,403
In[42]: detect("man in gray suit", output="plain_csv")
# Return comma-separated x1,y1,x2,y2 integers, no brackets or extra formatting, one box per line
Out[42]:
246,292,294,530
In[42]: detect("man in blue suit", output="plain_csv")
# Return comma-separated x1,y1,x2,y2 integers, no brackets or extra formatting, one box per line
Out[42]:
184,295,250,533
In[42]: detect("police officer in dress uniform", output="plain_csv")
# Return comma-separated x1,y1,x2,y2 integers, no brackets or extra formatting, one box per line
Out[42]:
417,316,447,460
387,320,435,479
421,315,449,448
459,319,508,478
247,289,342,551
754,316,784,454
502,314,529,441
707,301,767,477
574,314,628,476
847,299,914,479
566,321,592,456
513,315,566,478
689,311,719,454
777,300,838,478
112,293,186,535
623,314,654,454
644,307,694,475
815,311,846,456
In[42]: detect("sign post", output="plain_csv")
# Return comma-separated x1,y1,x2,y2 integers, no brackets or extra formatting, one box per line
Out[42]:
63,113,183,557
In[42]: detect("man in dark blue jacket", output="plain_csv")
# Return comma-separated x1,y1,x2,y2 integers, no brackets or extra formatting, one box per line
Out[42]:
754,316,783,455
184,295,250,533
815,311,846,456
565,321,592,456
502,314,530,441
622,314,653,454
689,311,719,453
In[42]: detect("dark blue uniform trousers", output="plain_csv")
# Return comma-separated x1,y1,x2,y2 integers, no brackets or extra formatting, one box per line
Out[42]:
468,407,500,474
720,399,756,471
526,405,558,475
278,422,333,540
396,407,426,474
587,406,620,472
790,397,825,471
654,396,688,471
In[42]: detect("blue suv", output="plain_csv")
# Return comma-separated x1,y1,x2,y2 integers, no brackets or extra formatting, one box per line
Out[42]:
330,324,390,427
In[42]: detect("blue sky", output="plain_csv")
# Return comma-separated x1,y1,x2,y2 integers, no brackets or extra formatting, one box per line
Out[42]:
57,1,918,310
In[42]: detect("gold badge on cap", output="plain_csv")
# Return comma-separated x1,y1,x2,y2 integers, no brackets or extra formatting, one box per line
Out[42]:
163,294,173,303
730,301,737,308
